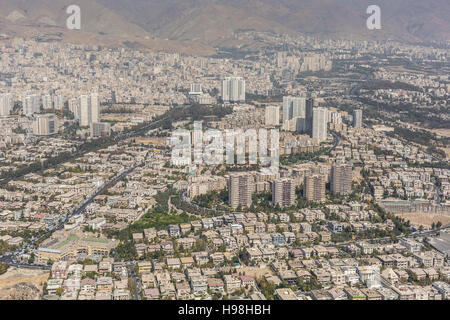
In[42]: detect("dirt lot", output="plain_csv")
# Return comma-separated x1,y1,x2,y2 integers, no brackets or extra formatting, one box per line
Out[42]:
101,114,131,122
0,267,49,300
239,266,273,279
439,147,450,160
353,167,363,183
431,129,450,138
396,213,450,228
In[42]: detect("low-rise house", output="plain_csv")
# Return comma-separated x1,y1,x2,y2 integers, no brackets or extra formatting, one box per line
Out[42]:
180,256,195,267
381,268,399,286
392,285,415,300
166,257,181,269
432,282,450,300
240,275,256,288
143,288,160,300
208,278,225,292
193,251,209,265
279,270,298,285
138,261,152,274
98,261,112,274
224,275,241,292
63,276,81,292
46,279,63,295
408,268,427,281
424,268,439,281
275,288,297,300
376,286,399,300
361,288,382,300
246,247,263,262
97,276,113,291
168,225,181,238
51,261,68,279
190,276,208,294
176,281,192,299
311,269,331,284
95,290,112,300
141,274,156,289
327,288,347,300
344,287,366,300
210,252,225,265
113,289,130,300
310,289,332,300
80,277,96,293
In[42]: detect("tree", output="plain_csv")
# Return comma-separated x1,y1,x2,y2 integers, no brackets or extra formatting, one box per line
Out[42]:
113,241,137,261
56,287,64,296
0,263,9,275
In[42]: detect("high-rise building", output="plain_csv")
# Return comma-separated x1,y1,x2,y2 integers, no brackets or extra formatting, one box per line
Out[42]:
80,95,90,126
190,83,203,95
90,94,100,124
304,174,326,202
53,95,64,111
283,97,305,124
222,77,245,103
312,107,328,142
353,109,363,128
91,122,111,138
331,164,353,196
23,94,41,116
33,114,56,136
305,98,314,134
228,173,254,209
69,98,81,120
272,178,295,207
80,94,100,127
0,93,13,116
42,95,53,110
265,106,280,126
282,96,314,133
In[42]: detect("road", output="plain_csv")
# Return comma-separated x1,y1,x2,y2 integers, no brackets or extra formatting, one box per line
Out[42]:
1,117,166,269
0,116,167,187
0,161,145,268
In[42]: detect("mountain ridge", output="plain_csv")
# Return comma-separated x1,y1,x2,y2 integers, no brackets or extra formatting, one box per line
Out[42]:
0,0,448,53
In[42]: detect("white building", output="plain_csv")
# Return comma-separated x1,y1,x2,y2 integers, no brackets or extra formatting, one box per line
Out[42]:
265,106,280,126
0,93,13,116
23,94,41,116
353,109,363,128
33,114,57,136
282,96,313,133
222,77,245,103
312,107,328,142
80,93,100,127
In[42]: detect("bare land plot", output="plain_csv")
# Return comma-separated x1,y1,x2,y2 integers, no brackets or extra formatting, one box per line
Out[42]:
396,213,450,228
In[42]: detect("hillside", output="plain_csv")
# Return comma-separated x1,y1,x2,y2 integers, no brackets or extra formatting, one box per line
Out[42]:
0,0,448,53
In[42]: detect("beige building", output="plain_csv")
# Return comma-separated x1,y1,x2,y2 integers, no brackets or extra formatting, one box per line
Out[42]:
272,178,295,207
304,174,326,202
331,164,353,196
228,172,254,209
36,231,118,264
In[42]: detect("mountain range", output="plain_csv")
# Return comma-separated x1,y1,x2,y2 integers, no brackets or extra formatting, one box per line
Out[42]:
0,0,448,54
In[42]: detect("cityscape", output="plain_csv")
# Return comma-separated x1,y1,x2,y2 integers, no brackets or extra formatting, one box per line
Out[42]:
0,0,449,305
